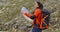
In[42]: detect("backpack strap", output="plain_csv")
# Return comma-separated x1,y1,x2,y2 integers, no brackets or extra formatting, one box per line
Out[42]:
43,15,48,25
40,15,48,28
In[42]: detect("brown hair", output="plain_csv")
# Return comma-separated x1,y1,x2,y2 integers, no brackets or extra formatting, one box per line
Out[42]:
37,2,43,9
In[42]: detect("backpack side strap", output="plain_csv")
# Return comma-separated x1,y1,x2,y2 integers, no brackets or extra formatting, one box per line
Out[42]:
40,15,48,29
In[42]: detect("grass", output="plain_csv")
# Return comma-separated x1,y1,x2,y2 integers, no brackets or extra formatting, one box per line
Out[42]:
0,0,60,32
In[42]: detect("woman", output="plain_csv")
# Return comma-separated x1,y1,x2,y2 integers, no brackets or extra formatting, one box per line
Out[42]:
22,1,44,32
31,1,43,32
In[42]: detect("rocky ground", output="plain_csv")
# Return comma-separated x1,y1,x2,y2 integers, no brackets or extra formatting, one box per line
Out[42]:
0,0,60,32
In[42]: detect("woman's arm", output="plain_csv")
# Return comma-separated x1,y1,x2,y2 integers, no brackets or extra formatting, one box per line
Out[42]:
24,13,36,19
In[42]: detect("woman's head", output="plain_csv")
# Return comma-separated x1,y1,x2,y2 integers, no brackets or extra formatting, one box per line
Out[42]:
34,2,43,10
